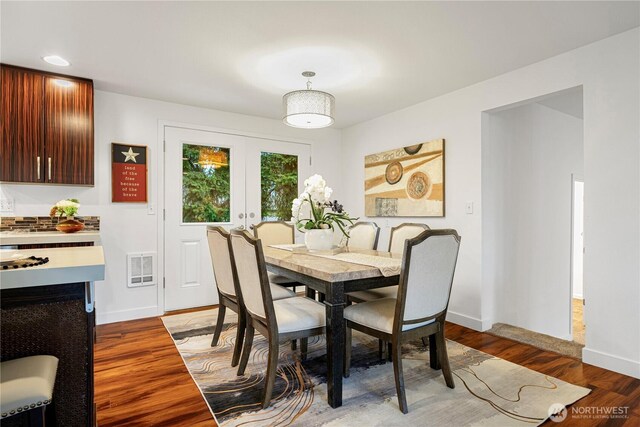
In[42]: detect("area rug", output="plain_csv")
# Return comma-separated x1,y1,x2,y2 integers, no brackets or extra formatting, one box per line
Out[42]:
162,309,590,427
487,323,584,359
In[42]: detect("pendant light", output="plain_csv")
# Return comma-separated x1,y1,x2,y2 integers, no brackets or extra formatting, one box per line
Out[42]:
283,71,335,129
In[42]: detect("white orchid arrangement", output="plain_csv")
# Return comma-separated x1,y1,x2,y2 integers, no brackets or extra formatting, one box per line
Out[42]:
50,199,80,218
291,174,358,237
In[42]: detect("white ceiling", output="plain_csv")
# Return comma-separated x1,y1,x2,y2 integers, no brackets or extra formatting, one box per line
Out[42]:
2,1,638,128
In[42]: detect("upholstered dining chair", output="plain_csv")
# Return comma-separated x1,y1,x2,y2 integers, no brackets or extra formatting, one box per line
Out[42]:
253,221,302,290
346,221,381,250
344,229,461,414
347,222,430,303
229,229,326,409
206,226,295,367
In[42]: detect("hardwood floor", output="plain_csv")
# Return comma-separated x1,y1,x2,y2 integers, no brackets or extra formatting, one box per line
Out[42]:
94,314,216,427
95,308,640,426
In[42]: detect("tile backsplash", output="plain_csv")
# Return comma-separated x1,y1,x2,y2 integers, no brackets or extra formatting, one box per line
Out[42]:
0,216,100,232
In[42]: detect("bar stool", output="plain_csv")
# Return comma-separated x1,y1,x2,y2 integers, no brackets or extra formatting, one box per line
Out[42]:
1,355,59,426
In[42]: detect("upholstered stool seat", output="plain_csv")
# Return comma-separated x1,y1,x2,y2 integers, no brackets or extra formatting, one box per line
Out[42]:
1,355,58,423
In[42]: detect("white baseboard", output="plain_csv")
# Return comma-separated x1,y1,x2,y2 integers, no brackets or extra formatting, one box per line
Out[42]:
583,347,640,379
96,306,160,325
446,311,486,331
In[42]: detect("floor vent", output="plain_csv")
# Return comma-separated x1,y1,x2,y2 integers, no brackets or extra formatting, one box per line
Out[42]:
127,252,156,288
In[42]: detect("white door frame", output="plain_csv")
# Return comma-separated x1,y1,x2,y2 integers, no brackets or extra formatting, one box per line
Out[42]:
155,120,314,314
569,173,584,338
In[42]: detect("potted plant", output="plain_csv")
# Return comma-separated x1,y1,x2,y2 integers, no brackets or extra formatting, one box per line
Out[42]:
50,199,85,233
291,174,358,250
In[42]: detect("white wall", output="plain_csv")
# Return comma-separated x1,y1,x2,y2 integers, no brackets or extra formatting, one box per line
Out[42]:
340,28,639,378
486,102,583,341
0,90,342,324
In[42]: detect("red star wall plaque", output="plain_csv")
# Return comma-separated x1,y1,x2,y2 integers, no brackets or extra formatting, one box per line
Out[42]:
112,143,148,203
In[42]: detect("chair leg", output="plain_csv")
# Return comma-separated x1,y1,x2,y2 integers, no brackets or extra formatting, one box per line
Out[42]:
231,312,246,367
262,337,280,409
237,323,254,376
387,342,392,361
436,330,455,389
429,334,441,370
25,406,45,427
344,326,352,377
300,337,308,361
378,338,384,359
211,304,227,346
392,339,408,414
421,336,429,347
291,339,297,350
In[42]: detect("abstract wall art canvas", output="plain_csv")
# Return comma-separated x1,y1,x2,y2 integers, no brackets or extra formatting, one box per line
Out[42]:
364,139,444,217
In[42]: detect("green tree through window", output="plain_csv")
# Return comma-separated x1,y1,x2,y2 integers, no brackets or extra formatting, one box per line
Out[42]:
261,152,298,221
182,144,231,223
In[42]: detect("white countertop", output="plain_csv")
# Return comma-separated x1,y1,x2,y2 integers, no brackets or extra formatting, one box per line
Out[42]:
0,246,105,289
0,231,101,246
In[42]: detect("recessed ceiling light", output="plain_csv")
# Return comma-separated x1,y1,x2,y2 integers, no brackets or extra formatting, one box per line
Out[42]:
42,55,70,67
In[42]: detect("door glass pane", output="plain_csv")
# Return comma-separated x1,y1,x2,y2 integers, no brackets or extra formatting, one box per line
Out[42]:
182,143,231,223
260,152,298,221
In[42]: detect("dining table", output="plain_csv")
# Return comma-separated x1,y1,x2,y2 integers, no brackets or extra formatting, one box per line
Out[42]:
263,246,402,408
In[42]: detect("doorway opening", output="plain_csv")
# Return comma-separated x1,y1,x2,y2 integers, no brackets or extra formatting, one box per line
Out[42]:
482,86,585,358
571,177,585,346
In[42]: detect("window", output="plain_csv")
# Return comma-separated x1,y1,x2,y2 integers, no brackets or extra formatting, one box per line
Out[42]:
260,152,298,221
182,143,231,223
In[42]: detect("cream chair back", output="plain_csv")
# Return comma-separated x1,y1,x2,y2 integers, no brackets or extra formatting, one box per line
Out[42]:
229,230,271,320
399,230,461,324
388,223,430,254
206,226,236,297
253,221,295,246
347,222,380,250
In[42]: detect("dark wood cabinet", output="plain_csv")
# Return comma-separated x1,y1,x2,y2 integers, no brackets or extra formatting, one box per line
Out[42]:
1,66,45,183
0,64,94,186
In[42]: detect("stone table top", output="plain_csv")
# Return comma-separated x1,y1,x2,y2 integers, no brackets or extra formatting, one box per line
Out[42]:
263,246,401,283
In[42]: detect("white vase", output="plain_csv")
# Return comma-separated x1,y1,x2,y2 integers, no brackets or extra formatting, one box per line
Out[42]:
304,229,334,251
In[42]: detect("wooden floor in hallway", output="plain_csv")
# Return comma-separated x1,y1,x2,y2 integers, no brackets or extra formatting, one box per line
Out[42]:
95,307,640,427
573,298,585,345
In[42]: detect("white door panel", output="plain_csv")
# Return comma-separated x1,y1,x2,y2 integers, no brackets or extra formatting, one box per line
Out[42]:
163,126,310,311
164,127,246,311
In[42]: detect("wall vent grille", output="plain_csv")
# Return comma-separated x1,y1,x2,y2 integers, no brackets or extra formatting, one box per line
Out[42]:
127,252,156,288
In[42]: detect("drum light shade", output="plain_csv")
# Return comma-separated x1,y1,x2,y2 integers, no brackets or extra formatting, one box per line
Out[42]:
283,71,335,129
283,89,335,128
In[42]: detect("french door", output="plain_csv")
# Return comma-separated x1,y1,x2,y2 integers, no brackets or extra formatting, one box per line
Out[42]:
163,126,310,311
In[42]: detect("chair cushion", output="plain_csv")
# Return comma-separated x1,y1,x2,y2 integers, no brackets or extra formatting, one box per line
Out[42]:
268,271,297,286
344,298,434,334
1,355,58,418
347,285,398,302
274,297,326,334
270,284,296,300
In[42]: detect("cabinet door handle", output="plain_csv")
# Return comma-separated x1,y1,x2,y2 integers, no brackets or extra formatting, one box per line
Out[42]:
48,157,52,181
37,156,41,180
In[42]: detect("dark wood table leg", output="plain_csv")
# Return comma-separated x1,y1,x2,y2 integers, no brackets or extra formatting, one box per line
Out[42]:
305,287,316,299
324,281,345,408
